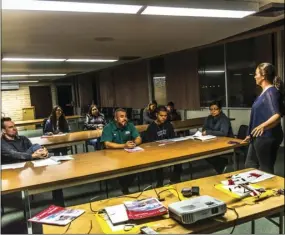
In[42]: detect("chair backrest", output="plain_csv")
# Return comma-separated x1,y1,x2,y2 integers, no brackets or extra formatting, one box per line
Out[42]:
42,118,48,134
126,108,133,120
237,125,248,139
139,108,144,125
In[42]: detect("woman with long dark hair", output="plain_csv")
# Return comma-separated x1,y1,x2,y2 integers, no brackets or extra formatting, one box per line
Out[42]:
84,104,106,149
242,63,284,173
44,105,70,135
143,100,157,124
44,105,70,155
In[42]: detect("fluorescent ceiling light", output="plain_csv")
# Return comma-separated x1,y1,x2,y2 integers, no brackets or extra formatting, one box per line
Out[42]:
153,76,166,79
2,58,65,62
1,74,28,77
142,6,255,18
29,74,66,77
66,59,117,62
199,70,225,74
2,0,143,14
1,81,39,83
1,74,66,77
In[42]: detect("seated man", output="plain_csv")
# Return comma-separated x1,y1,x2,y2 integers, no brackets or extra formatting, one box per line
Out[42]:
1,117,66,206
145,106,182,187
101,108,142,194
166,101,181,122
1,117,49,164
202,100,234,174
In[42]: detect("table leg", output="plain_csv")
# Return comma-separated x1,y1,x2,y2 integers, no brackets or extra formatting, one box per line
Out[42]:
74,145,78,154
233,151,238,171
280,211,284,234
251,220,255,234
22,190,33,234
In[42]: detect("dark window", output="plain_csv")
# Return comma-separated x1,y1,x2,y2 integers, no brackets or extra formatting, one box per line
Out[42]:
227,34,273,107
198,45,225,107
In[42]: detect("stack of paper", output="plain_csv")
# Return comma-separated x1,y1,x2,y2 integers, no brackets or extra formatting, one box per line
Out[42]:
32,159,61,167
32,155,74,167
124,147,144,153
104,204,129,225
191,131,216,141
1,162,26,170
222,170,274,185
28,205,85,226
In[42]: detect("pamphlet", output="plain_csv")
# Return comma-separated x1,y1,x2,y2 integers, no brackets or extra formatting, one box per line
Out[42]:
28,205,85,226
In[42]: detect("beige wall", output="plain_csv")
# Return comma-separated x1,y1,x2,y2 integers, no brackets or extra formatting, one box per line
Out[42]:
2,84,31,121
1,83,57,121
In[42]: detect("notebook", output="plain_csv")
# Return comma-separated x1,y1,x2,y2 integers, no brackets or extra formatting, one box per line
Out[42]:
192,131,217,141
104,204,129,225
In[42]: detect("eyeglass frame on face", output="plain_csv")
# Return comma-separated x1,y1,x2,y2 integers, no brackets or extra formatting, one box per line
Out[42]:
209,107,220,111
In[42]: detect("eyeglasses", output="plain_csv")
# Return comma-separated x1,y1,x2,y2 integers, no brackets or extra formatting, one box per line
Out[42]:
92,108,98,111
209,108,220,111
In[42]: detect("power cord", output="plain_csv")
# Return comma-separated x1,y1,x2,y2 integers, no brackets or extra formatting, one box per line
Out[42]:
62,222,71,234
227,207,239,234
157,187,182,201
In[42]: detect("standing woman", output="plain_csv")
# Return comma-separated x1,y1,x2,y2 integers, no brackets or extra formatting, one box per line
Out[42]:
243,63,284,173
44,105,70,155
84,104,106,149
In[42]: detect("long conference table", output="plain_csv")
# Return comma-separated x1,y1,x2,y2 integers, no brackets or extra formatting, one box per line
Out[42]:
2,137,245,233
43,168,284,234
29,117,235,151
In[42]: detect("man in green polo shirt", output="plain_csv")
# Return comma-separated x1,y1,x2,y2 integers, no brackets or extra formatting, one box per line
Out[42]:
101,108,142,194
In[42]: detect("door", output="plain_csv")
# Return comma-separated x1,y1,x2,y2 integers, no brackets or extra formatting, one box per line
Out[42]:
29,86,53,119
57,85,74,116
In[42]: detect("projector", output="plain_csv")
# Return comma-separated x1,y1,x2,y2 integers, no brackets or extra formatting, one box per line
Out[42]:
168,195,227,224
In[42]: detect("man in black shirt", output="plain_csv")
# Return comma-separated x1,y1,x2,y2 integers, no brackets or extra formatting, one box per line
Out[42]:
166,101,181,122
145,106,182,187
1,117,49,164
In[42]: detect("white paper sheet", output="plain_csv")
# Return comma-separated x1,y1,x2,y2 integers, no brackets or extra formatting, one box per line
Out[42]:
222,169,275,185
1,162,26,170
191,131,216,141
50,155,74,162
170,136,194,142
104,204,129,225
32,158,60,167
192,130,202,137
124,147,144,153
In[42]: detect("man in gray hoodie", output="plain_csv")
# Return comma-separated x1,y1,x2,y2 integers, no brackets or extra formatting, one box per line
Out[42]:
202,101,234,174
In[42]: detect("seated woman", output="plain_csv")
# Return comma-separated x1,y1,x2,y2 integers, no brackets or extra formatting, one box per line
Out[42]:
202,100,234,174
143,100,157,124
84,104,106,149
44,105,70,155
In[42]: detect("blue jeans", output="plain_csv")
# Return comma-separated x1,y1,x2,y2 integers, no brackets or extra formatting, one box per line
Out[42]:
88,138,98,150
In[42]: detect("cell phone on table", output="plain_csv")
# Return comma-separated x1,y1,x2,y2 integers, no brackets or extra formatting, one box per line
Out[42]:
227,141,240,145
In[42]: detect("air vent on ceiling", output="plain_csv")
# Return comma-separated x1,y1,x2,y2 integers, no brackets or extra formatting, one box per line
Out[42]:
253,2,284,17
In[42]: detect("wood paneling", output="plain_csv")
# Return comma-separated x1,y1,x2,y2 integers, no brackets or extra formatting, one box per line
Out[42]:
165,50,200,109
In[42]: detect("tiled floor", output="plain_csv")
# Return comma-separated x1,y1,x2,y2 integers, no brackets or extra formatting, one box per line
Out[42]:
1,128,284,234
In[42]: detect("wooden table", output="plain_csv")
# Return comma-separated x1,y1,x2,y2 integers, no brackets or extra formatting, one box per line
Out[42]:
2,137,245,233
15,115,83,128
28,117,235,151
43,168,284,234
29,126,148,151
